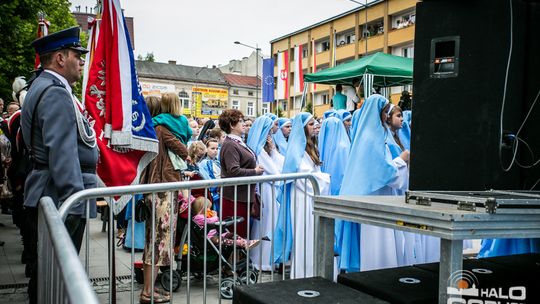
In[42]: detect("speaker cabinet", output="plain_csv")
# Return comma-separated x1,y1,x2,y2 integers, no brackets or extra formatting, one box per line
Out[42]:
409,0,537,190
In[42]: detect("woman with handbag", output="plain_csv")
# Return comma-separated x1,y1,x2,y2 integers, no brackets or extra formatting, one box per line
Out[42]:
139,93,190,303
218,109,264,238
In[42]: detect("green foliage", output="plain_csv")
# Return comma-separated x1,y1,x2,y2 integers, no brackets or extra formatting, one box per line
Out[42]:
137,52,155,62
276,107,284,117
303,101,313,113
0,0,76,102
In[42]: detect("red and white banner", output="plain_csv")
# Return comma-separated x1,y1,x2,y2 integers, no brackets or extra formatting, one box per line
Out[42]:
34,14,50,69
293,45,304,94
276,51,289,100
311,39,317,91
83,0,158,213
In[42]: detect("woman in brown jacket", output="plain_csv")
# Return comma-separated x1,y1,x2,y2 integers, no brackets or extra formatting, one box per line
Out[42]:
140,93,190,303
218,109,264,238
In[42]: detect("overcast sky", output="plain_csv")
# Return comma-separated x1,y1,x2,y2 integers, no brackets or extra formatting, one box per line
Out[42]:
69,0,360,67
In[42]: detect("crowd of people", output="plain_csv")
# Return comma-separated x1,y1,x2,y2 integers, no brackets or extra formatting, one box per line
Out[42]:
3,25,537,304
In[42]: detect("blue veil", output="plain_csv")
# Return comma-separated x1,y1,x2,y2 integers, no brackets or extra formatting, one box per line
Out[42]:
398,110,411,150
273,118,291,156
319,117,352,261
247,116,274,156
323,109,336,119
334,109,352,122
341,94,397,195
273,112,313,263
319,117,350,195
264,112,278,121
337,94,395,272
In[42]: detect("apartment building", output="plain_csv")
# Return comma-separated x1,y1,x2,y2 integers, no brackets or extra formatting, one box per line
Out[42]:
270,0,417,117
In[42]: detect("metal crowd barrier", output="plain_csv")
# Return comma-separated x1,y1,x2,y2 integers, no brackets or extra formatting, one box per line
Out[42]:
37,197,100,304
57,173,320,304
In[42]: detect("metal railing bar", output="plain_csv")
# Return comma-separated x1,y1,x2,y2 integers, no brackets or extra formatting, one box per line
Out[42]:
38,197,99,304
60,173,320,219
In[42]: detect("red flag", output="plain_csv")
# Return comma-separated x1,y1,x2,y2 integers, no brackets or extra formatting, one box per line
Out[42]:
34,13,50,69
83,0,158,212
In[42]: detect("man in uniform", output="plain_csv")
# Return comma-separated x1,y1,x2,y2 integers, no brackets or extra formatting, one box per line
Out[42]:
22,26,98,303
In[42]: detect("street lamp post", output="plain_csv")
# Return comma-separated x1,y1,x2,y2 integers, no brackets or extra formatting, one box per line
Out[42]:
234,41,261,117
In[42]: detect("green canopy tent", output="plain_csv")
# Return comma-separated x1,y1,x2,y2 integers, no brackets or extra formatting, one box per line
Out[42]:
303,52,413,87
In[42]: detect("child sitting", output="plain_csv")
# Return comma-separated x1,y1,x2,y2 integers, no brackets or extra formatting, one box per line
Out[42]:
191,197,259,250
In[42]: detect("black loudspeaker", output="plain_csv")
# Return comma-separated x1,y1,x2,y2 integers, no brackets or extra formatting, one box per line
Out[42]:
232,277,389,304
409,0,540,190
337,266,438,304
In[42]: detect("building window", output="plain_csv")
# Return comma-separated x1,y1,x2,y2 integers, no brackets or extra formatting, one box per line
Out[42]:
233,89,239,95
302,44,308,58
392,10,416,30
282,100,288,111
315,38,331,53
248,91,254,96
336,29,356,47
322,94,329,105
261,103,269,114
178,90,190,110
294,96,302,109
247,102,254,116
232,100,240,110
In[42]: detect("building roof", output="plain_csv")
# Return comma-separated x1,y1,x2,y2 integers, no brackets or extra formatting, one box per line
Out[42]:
270,0,384,43
222,74,261,89
136,61,228,86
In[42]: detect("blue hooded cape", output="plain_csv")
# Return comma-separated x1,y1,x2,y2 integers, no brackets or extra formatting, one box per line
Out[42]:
318,117,351,259
273,118,291,156
247,116,274,156
323,109,336,119
334,109,352,122
273,112,313,263
337,94,396,272
398,110,411,150
264,112,278,121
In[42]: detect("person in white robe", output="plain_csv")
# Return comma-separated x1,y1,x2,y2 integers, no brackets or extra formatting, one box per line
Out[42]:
273,112,330,278
246,115,285,271
340,94,411,271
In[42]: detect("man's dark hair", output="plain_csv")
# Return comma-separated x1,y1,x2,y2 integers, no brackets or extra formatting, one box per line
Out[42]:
336,84,343,92
38,49,70,67
218,109,244,134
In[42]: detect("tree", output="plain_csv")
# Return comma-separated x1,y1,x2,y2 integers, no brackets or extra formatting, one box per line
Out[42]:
137,52,155,62
303,101,313,114
0,0,77,102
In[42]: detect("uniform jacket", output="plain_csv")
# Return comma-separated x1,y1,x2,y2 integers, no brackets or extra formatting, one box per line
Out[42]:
21,71,98,216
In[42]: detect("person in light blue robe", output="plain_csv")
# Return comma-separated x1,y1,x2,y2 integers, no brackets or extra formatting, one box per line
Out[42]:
273,118,291,156
478,237,540,257
318,116,351,271
247,115,285,270
339,94,410,271
323,109,336,119
398,110,412,150
273,112,330,278
334,109,353,139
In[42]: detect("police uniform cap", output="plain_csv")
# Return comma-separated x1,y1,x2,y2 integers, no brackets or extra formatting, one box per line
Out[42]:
31,26,88,55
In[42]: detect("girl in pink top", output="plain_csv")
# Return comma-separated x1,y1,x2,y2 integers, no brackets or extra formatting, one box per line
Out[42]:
191,197,259,249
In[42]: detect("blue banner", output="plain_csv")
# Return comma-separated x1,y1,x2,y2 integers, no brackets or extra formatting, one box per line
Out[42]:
262,58,274,102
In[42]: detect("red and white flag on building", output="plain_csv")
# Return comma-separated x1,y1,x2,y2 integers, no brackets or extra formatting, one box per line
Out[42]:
276,51,289,100
311,39,317,91
34,13,50,69
293,45,304,94
83,0,158,213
